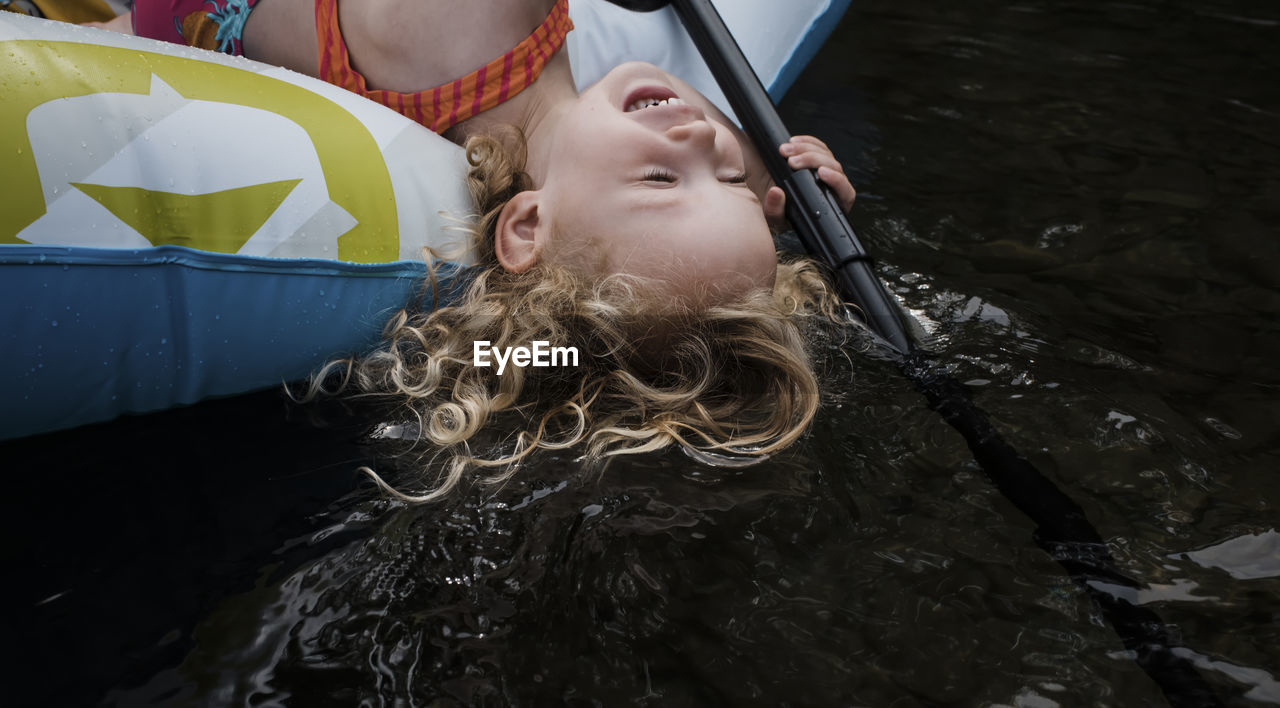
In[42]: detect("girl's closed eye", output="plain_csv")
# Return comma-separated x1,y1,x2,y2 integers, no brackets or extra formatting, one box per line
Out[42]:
641,170,747,184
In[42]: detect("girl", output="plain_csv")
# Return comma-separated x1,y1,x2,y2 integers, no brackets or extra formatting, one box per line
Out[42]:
92,0,859,499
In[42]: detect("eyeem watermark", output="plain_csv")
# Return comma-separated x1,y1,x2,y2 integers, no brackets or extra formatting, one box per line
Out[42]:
473,341,579,375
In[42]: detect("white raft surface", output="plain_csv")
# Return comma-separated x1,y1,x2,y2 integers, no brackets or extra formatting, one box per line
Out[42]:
0,0,850,440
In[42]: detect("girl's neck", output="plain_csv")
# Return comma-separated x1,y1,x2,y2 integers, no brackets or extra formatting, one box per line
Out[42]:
446,51,578,186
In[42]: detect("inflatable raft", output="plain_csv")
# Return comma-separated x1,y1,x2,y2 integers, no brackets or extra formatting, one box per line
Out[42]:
0,0,851,440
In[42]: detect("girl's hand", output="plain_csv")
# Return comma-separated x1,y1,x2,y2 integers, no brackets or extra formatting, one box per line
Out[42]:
762,135,857,229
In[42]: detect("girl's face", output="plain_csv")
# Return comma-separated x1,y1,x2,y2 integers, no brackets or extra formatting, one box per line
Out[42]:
530,62,777,302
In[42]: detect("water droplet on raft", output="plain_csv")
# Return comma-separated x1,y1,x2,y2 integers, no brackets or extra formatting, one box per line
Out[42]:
160,338,167,345
51,320,58,327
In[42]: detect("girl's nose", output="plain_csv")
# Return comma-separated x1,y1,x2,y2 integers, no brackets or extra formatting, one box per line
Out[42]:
666,118,718,149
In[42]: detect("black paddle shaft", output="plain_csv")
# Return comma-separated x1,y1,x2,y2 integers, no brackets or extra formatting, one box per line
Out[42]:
668,0,1221,705
670,1,912,355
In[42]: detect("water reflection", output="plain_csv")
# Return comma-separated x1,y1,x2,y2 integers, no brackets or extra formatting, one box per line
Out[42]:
1181,530,1280,581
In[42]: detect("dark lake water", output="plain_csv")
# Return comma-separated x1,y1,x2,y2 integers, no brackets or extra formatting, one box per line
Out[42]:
3,0,1278,705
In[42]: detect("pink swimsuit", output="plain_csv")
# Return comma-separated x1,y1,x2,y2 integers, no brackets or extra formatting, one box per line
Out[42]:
315,0,573,134
131,0,575,135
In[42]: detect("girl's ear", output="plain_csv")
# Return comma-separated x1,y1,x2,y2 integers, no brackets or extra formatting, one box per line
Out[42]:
494,190,548,273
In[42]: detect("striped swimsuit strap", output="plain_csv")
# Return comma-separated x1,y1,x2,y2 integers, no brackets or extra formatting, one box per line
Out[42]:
315,0,574,134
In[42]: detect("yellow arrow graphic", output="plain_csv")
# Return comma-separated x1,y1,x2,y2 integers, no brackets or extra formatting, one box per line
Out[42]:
72,179,301,253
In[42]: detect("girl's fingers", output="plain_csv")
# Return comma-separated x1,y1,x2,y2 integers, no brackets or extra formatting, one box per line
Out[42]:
817,166,857,212
780,139,844,173
777,136,856,213
763,186,788,230
787,135,831,152
786,149,843,173
764,186,786,218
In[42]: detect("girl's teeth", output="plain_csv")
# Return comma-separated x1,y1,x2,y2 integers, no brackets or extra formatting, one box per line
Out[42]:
626,96,684,112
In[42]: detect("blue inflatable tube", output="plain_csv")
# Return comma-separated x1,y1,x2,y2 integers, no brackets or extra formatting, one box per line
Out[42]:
1,246,462,440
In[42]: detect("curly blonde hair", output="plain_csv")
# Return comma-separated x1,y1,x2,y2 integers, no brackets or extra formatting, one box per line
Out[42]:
305,131,847,502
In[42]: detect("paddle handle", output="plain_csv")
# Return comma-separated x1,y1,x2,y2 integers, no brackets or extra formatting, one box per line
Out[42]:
671,0,913,354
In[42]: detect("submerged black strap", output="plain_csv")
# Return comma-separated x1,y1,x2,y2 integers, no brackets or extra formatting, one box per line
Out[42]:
669,0,1221,704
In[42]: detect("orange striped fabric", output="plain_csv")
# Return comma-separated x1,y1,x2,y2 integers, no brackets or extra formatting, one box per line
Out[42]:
315,0,574,134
